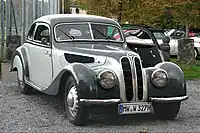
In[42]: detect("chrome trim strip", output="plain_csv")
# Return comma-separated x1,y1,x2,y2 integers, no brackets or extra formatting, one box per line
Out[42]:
142,67,148,102
149,96,188,103
119,56,129,102
120,56,134,102
88,22,94,39
80,99,121,105
132,56,138,102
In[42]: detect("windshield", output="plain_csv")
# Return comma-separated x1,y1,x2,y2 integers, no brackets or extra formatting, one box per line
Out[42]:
54,23,123,42
153,32,166,39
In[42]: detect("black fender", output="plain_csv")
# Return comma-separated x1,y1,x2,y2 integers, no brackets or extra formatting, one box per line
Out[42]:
54,63,120,99
146,62,187,98
61,63,97,99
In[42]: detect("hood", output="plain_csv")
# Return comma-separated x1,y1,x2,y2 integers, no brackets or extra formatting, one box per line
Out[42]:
56,42,139,67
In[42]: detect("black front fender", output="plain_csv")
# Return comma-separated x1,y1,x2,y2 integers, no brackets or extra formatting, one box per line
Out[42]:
66,63,120,99
146,62,187,98
65,63,97,99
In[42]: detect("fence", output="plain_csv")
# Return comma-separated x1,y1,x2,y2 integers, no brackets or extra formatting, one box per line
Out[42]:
0,0,65,59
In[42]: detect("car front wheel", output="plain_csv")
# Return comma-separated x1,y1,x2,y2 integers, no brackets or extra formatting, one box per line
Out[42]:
153,102,180,120
64,76,89,126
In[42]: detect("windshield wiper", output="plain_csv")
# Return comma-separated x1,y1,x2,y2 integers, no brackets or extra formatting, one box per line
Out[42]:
58,28,75,40
95,28,113,40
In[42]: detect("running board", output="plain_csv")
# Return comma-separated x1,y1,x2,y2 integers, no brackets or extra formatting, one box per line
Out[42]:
25,79,47,91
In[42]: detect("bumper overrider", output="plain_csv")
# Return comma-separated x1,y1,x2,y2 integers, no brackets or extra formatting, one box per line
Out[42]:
80,96,188,105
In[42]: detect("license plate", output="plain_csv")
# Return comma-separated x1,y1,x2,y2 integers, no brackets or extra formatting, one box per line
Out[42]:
118,102,152,115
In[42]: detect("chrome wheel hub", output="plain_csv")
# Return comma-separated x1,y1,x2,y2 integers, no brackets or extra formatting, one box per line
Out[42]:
67,86,78,117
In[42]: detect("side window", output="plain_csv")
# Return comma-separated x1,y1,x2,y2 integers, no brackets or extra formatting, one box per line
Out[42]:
27,23,36,40
171,30,185,39
34,25,50,44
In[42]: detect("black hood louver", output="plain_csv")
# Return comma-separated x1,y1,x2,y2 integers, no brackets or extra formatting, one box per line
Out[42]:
64,53,95,63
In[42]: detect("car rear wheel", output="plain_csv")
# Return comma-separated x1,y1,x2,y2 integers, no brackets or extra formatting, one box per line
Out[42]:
153,102,180,120
64,76,89,126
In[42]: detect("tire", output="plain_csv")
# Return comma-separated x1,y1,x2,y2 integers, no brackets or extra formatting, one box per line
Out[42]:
17,71,32,94
194,48,198,58
64,76,89,126
153,102,180,120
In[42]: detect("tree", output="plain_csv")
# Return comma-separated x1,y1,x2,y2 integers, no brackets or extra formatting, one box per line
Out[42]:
76,0,124,22
76,0,200,31
60,0,71,14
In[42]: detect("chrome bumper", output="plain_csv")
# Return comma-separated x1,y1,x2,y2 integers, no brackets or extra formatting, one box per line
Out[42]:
80,99,121,105
149,96,188,103
80,96,188,105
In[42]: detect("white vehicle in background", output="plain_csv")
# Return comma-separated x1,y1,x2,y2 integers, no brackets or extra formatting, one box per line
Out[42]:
190,34,200,58
165,29,200,58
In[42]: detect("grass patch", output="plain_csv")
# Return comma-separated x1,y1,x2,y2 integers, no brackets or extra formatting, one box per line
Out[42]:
170,58,200,79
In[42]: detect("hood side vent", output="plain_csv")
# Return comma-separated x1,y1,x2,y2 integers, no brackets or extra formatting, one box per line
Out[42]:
64,53,95,63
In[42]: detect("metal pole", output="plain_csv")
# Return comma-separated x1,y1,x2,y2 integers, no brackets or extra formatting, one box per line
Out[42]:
48,0,51,14
62,0,64,14
9,0,12,36
6,0,10,40
1,0,5,59
6,0,11,40
35,0,38,19
21,0,26,44
33,0,36,20
57,0,59,13
41,0,44,16
52,0,54,14
11,0,18,35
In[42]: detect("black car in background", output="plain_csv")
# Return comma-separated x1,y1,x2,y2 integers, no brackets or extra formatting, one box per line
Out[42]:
120,24,171,61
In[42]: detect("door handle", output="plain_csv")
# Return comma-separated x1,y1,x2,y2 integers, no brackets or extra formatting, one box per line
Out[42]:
45,51,51,56
150,51,156,58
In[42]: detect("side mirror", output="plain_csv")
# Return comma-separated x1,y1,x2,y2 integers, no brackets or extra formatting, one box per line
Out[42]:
162,36,170,44
41,37,48,45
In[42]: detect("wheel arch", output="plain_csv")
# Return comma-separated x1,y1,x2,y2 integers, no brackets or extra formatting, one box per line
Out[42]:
11,47,29,77
55,63,97,98
11,50,25,81
58,70,73,96
194,47,199,56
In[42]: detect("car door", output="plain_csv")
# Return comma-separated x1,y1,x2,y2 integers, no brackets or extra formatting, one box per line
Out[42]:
28,23,53,89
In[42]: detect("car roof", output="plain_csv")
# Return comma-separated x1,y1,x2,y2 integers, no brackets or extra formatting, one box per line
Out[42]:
34,14,120,26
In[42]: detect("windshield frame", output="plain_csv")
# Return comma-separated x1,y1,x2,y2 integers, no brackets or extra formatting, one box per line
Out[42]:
152,31,167,40
53,22,125,43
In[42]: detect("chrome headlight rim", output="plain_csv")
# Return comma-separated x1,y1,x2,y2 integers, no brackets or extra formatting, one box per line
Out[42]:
151,69,168,88
97,70,117,89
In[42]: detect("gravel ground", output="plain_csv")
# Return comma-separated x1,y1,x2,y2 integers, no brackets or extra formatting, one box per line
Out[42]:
0,79,200,133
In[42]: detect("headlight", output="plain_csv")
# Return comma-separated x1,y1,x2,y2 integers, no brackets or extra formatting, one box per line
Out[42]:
151,69,168,88
97,70,116,89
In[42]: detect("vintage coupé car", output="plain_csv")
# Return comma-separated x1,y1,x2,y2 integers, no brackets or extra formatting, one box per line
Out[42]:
10,14,188,126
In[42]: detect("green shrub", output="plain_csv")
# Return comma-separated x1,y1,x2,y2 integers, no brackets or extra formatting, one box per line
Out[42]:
171,58,200,79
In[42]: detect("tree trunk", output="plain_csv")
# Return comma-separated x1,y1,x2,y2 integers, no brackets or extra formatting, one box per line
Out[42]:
185,23,189,37
177,38,195,65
